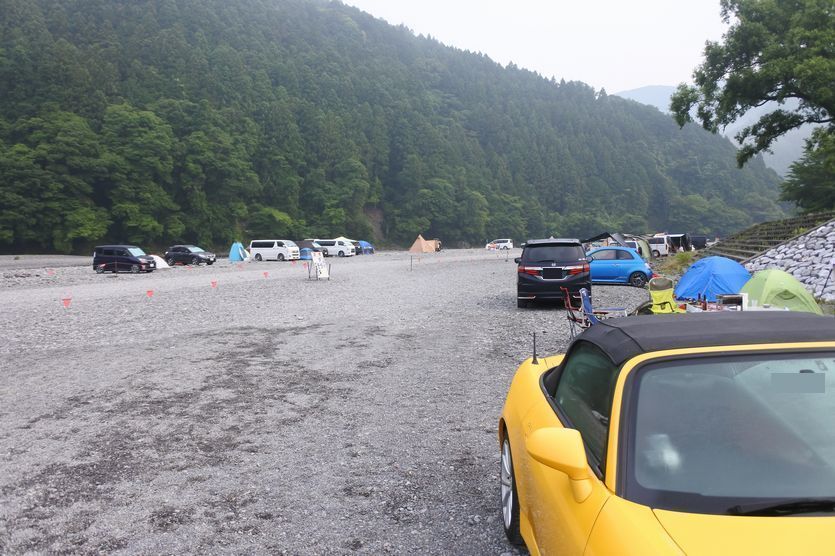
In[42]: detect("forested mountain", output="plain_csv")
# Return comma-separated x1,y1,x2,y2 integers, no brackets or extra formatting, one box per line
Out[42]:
0,0,784,253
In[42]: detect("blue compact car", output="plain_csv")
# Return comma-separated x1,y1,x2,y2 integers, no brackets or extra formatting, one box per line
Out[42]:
587,246,653,287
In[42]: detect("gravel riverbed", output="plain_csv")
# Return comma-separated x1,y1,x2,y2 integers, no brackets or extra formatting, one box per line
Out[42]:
0,249,648,555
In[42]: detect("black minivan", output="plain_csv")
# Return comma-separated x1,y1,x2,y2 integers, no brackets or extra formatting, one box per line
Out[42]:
93,245,156,273
515,238,590,308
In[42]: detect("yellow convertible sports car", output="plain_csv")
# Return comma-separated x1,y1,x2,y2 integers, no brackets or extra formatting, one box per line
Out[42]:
499,312,835,555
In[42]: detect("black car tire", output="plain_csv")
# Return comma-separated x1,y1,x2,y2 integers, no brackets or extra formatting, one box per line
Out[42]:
166,257,175,266
652,250,661,258
517,298,529,309
95,265,105,274
278,253,285,261
629,272,648,288
254,253,262,262
338,250,345,257
191,256,200,265
322,249,329,257
130,264,140,274
501,437,524,546
207,260,214,265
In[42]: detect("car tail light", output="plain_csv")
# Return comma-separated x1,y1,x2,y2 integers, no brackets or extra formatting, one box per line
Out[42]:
517,266,541,276
565,263,590,275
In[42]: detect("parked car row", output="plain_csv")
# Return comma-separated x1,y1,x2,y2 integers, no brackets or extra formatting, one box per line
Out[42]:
92,236,378,273
515,238,654,308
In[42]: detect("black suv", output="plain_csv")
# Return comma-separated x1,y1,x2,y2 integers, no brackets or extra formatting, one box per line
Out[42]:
515,238,590,308
93,245,156,273
164,245,216,266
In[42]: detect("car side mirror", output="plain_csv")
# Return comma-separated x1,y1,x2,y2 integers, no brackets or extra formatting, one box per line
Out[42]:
526,428,593,502
514,257,521,264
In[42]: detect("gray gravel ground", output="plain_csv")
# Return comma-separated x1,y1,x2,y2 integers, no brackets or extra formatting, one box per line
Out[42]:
0,249,648,555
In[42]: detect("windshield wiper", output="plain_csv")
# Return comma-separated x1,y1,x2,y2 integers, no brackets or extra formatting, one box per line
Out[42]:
727,498,835,516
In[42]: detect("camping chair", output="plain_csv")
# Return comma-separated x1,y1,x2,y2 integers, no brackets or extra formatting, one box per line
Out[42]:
648,277,685,314
579,288,628,324
561,287,590,338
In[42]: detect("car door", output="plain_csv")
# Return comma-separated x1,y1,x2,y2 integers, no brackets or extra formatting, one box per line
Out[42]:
616,249,638,282
100,248,115,271
520,342,617,554
589,249,618,281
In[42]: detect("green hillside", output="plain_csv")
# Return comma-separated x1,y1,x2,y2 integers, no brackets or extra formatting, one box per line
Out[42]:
0,0,784,253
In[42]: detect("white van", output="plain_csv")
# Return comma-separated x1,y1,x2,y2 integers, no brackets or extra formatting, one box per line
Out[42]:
648,235,672,257
249,240,300,261
486,238,514,250
312,239,355,257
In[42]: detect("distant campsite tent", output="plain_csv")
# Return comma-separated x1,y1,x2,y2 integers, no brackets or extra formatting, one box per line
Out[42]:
409,235,435,253
228,241,249,262
674,256,751,302
741,269,823,314
150,255,170,269
358,240,374,254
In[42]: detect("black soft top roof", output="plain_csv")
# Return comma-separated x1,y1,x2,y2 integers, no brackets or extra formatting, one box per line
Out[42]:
576,312,835,365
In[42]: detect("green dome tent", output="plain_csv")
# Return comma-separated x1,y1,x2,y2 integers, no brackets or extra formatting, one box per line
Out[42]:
741,269,823,315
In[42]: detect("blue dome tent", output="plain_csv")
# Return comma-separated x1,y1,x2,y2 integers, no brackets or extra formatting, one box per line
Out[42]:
358,240,374,254
675,256,751,302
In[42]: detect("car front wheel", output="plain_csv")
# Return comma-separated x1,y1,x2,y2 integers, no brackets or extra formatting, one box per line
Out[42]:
254,253,262,262
501,437,523,545
278,253,285,261
191,256,200,265
651,250,660,258
166,257,175,266
130,264,140,274
629,272,648,288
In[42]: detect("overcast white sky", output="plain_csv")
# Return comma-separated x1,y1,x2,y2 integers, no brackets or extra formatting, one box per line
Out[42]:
341,0,728,93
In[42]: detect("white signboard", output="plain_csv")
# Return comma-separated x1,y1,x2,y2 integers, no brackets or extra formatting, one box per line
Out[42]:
311,250,329,280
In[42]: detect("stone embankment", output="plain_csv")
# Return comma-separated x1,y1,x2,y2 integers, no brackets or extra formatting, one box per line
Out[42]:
745,219,835,302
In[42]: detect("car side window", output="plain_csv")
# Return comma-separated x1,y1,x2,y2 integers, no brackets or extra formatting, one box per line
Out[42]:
116,249,128,257
593,249,617,261
555,342,619,463
616,250,634,260
276,241,284,247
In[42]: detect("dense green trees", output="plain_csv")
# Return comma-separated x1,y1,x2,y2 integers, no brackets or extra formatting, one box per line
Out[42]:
671,0,833,212
0,0,784,253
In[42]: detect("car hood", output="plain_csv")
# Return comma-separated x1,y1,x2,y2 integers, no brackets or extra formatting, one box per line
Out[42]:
653,508,835,554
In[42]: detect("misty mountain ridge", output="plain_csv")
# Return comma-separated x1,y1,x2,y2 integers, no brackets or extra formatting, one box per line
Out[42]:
615,85,814,176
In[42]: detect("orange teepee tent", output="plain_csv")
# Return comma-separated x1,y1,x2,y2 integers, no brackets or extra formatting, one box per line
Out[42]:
409,234,434,253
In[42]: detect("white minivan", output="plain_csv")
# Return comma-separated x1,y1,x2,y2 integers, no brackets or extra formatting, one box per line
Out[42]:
312,239,355,257
249,240,300,261
486,238,514,250
648,235,672,257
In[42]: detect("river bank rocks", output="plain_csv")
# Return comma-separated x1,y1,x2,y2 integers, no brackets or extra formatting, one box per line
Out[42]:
745,219,835,302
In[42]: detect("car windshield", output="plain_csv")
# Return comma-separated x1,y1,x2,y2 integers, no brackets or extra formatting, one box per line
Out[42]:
127,247,146,256
285,241,297,247
627,351,835,515
187,246,204,253
522,245,584,263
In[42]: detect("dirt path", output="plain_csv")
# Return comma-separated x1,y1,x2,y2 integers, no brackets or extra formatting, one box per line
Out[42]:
0,250,648,554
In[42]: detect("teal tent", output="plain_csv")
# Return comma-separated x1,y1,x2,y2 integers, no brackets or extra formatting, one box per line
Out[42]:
228,241,247,262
